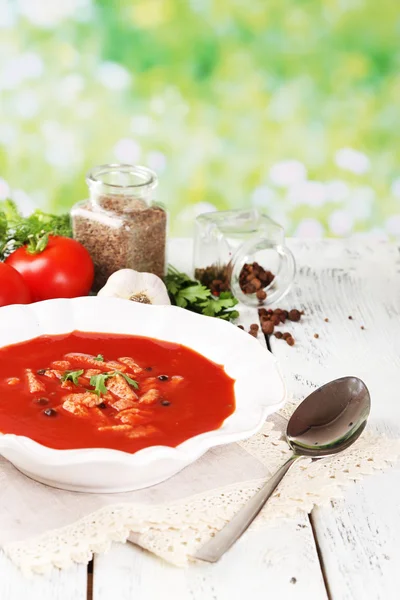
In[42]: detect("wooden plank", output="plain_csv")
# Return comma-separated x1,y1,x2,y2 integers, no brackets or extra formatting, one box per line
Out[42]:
312,470,400,600
93,515,327,600
93,238,327,600
0,549,87,600
268,239,400,599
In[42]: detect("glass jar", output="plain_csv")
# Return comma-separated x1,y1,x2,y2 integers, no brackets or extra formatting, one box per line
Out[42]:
71,164,167,292
193,208,295,306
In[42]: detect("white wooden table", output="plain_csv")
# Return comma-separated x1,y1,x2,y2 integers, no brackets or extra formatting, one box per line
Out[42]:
2,238,400,600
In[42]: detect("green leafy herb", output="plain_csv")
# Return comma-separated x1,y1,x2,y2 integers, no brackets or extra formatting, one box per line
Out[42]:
89,371,139,396
61,369,84,386
90,373,110,396
93,354,104,362
165,266,239,322
118,371,139,388
0,199,72,260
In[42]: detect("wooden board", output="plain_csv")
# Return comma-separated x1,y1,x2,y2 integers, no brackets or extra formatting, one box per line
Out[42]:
270,239,400,599
93,517,327,600
2,238,400,599
0,550,87,600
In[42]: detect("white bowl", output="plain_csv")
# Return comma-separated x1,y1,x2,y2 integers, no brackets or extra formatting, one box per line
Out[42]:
0,297,285,493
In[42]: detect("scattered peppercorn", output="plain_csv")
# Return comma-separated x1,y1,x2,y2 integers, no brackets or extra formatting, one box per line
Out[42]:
288,309,301,322
314,333,319,339
249,329,258,337
36,397,49,405
361,325,365,330
43,408,57,417
250,323,259,331
145,367,153,371
270,314,281,326
158,375,169,381
261,320,274,335
348,315,353,320
290,577,297,584
258,308,268,317
286,336,295,346
237,325,245,330
98,402,107,409
324,318,329,322
36,369,47,375
282,332,291,340
274,331,283,339
160,400,171,406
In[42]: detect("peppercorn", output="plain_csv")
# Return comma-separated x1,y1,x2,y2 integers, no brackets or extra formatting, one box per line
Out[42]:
282,332,291,340
256,289,267,301
348,315,353,320
249,329,258,337
286,336,295,346
145,366,153,371
237,325,245,330
361,325,365,330
36,369,47,375
314,333,319,339
158,375,169,381
99,402,107,409
36,397,49,405
43,408,57,417
274,331,283,339
258,308,268,317
288,309,301,322
262,321,274,335
160,400,171,406
270,315,280,326
324,318,329,322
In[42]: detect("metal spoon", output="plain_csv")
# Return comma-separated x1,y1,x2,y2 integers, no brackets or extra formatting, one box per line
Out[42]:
194,376,371,563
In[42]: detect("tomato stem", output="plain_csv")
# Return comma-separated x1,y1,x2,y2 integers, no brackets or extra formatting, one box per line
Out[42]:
26,231,50,255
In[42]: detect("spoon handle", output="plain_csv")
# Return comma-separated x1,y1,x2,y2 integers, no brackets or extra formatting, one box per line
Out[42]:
193,453,300,563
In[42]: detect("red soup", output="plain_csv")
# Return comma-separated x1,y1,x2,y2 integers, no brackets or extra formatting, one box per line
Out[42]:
0,331,235,453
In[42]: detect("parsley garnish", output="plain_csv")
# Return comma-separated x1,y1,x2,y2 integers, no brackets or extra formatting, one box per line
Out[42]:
93,354,104,362
165,266,239,322
61,369,84,386
89,371,139,397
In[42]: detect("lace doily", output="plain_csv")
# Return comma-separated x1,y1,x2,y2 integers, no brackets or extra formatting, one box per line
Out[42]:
2,401,400,575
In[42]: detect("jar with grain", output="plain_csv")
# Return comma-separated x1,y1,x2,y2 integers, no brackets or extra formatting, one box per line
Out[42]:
71,164,167,292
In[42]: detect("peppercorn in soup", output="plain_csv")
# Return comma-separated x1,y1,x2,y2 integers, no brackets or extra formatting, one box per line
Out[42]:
0,332,235,453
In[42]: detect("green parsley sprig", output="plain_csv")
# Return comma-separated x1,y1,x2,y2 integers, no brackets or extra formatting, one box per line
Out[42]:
89,371,139,396
61,369,84,386
165,266,239,322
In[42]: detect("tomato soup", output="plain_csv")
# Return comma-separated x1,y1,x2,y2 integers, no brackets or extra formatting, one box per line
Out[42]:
0,332,235,453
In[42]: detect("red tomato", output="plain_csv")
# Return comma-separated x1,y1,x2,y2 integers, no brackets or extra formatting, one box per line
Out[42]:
0,262,32,307
6,236,94,302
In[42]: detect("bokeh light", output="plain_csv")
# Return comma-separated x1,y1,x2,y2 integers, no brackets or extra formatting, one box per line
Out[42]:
0,0,399,238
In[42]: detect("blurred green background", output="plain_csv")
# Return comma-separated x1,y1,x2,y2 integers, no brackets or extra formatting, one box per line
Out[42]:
1,0,400,238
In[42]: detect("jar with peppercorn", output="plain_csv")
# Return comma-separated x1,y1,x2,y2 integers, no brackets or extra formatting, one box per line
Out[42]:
71,164,167,292
193,208,296,306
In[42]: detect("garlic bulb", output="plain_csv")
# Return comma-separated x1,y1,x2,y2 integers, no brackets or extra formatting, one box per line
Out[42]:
97,269,171,305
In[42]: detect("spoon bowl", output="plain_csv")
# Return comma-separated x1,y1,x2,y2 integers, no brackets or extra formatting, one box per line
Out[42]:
194,376,371,563
287,376,370,457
